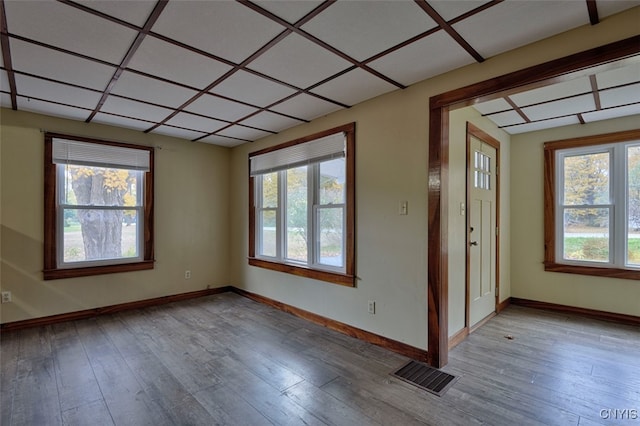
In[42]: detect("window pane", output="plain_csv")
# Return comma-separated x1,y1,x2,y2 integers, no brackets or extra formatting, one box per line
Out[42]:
563,208,609,262
261,172,278,208
63,209,138,262
628,145,640,266
62,165,141,206
320,158,345,204
286,166,308,262
318,207,344,267
260,210,277,257
563,152,609,205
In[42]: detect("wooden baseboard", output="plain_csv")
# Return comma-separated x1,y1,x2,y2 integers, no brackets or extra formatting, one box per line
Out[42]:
510,298,640,326
0,286,232,332
448,327,468,350
497,297,511,313
231,287,429,362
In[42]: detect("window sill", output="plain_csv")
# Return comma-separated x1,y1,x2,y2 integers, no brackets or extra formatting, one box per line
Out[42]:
44,260,154,280
248,257,355,287
543,262,640,280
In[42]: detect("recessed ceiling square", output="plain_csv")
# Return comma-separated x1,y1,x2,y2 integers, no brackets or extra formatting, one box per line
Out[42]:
211,70,297,108
199,135,247,148
596,62,640,89
302,1,437,61
127,36,234,90
369,30,474,86
429,1,491,21
452,1,586,58
505,116,580,134
472,98,512,115
17,97,91,121
76,0,157,27
599,83,640,109
248,33,352,89
11,39,116,91
166,112,228,134
110,71,198,109
582,106,640,123
484,110,525,127
185,93,258,122
218,126,273,141
310,68,397,106
152,1,285,64
240,111,303,133
270,93,342,121
1,70,10,93
4,0,138,64
93,112,155,132
510,77,591,107
152,125,207,141
101,96,173,123
522,94,595,121
15,74,101,109
252,0,325,24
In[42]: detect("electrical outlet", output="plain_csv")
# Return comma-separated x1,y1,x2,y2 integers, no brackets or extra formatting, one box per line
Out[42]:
368,300,375,314
1,291,11,303
184,270,191,279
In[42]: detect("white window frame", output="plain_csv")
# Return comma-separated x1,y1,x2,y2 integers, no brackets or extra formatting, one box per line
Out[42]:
554,140,639,270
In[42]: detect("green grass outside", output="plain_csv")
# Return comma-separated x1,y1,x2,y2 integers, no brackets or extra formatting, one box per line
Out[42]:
564,237,640,262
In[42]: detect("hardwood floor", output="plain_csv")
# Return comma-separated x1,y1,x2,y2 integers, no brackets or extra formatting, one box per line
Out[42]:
1,292,638,425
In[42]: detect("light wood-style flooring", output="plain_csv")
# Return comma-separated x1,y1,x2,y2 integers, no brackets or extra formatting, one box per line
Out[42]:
1,292,639,425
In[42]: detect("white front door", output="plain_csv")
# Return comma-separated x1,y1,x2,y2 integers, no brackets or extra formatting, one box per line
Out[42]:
468,133,497,327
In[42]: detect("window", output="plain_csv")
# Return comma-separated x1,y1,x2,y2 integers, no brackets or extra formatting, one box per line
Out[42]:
544,129,640,279
248,123,355,286
44,133,154,279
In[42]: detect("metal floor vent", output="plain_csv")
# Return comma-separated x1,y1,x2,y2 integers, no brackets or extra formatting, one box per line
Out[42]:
391,360,458,397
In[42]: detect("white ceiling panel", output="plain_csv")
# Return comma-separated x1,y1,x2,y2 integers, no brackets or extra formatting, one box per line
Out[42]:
472,98,511,115
253,0,325,24
16,97,91,121
1,70,10,93
368,30,474,86
101,96,172,123
270,93,342,120
1,92,12,108
185,93,259,122
211,70,297,108
485,110,526,127
597,0,640,18
165,112,228,134
152,1,285,64
217,126,273,141
310,68,397,106
505,116,580,134
510,77,592,107
151,125,207,141
11,38,115,91
428,1,487,21
127,36,233,90
76,0,157,27
4,0,137,64
600,83,640,108
582,106,640,123
302,1,437,62
15,74,101,109
93,112,155,131
240,111,303,133
522,94,595,121
248,33,351,89
110,71,198,108
596,62,640,89
199,134,246,147
452,1,586,58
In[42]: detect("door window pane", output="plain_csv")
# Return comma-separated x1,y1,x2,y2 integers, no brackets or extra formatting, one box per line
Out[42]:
563,208,609,262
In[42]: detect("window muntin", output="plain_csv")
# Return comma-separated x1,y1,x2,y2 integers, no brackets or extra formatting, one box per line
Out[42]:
249,123,355,286
44,133,154,280
544,129,640,279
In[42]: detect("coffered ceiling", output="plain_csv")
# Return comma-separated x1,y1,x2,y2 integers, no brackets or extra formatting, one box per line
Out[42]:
1,0,638,147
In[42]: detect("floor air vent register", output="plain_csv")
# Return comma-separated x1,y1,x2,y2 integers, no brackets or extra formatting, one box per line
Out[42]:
391,360,458,397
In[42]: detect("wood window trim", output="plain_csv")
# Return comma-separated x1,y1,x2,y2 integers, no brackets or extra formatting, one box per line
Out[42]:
43,133,154,280
248,122,356,286
543,128,640,280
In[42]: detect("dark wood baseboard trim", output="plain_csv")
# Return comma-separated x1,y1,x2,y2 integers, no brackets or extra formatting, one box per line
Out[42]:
469,312,496,334
0,286,232,332
448,327,468,350
497,297,511,313
231,287,429,362
511,298,640,327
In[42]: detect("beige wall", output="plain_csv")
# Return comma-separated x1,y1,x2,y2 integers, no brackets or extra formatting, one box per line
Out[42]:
511,115,640,316
0,109,231,323
229,8,640,350
448,107,511,337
